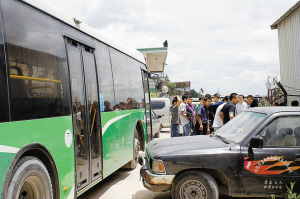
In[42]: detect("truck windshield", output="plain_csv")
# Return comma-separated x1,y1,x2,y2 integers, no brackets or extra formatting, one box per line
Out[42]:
215,111,267,143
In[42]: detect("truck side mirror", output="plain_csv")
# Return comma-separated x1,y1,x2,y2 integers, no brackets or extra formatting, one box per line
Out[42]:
249,136,263,148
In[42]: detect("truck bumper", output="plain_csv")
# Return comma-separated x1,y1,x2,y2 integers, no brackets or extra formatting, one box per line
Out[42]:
139,153,175,192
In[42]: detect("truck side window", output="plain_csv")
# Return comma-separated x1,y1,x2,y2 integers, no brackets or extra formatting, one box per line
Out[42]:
258,116,300,147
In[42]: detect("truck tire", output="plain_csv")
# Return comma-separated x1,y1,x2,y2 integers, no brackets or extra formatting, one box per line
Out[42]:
5,156,53,199
172,171,219,199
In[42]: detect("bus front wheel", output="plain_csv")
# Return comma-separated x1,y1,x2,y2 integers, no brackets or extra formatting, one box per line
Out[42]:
6,156,53,199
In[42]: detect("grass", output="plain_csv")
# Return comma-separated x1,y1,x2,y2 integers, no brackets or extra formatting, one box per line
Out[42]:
270,182,300,199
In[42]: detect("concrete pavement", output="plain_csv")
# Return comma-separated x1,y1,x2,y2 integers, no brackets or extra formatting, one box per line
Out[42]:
78,128,172,199
78,128,258,199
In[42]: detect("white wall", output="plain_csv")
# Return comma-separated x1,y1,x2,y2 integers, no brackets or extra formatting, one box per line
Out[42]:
277,7,300,105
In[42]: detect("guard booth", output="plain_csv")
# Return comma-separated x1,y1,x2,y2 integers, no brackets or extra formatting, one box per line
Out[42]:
137,44,168,97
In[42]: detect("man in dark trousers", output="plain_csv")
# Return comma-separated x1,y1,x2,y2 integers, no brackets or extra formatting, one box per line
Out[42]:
219,93,239,125
170,96,181,137
195,96,211,135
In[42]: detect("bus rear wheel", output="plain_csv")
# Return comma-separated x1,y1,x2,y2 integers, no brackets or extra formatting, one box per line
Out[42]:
6,156,53,199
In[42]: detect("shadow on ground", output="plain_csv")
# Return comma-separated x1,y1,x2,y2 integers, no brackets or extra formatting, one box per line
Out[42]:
78,168,131,199
132,190,172,199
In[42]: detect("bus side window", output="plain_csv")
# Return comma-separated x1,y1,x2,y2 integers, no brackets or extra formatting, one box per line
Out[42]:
94,42,114,112
2,0,71,121
0,42,9,122
128,57,145,109
109,48,132,111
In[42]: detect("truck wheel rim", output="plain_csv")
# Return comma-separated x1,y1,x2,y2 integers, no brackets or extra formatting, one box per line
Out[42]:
180,180,207,199
19,176,45,199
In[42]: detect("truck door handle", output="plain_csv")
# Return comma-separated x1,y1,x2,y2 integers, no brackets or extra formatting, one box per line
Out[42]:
296,154,300,159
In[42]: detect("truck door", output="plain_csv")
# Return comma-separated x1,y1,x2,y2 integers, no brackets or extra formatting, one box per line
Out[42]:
240,113,300,195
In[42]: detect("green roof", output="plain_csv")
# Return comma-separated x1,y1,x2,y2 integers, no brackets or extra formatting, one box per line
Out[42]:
137,47,168,51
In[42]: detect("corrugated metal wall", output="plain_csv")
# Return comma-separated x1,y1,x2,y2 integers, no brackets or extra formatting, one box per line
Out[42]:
277,7,300,105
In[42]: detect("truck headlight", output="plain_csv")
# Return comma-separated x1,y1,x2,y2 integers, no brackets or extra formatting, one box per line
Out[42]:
151,159,165,174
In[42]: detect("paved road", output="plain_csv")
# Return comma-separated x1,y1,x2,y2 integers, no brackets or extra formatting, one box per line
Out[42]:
78,128,172,199
78,128,252,199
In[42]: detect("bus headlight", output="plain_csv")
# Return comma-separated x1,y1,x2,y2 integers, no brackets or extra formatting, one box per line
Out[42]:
151,159,165,174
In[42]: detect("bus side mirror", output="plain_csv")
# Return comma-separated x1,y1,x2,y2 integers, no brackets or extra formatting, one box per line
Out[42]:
249,136,263,148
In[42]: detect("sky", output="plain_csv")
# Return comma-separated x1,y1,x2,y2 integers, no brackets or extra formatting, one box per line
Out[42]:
45,0,299,96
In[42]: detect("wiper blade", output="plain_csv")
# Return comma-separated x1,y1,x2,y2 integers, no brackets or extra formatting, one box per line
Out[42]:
215,134,230,144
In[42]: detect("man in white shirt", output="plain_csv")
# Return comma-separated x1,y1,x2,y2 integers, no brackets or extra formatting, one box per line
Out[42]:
236,94,247,115
212,96,229,131
180,95,191,136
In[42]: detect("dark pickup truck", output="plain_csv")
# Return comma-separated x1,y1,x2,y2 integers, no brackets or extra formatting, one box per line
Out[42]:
139,107,300,199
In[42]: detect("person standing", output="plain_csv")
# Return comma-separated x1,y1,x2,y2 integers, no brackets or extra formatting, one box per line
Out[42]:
291,101,299,107
250,98,259,107
212,96,229,131
170,96,181,137
193,97,204,126
186,96,195,135
236,94,247,115
180,95,191,136
272,101,278,106
210,93,223,131
194,97,204,113
246,95,253,109
195,96,211,135
259,100,265,107
219,93,239,125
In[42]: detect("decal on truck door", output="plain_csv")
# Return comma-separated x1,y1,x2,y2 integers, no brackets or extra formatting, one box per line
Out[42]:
244,156,300,175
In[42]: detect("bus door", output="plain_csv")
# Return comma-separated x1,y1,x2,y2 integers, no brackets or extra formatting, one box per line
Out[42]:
142,70,152,142
65,38,102,191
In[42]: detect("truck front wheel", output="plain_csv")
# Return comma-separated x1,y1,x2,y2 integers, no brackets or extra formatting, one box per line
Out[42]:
5,156,53,199
172,171,219,199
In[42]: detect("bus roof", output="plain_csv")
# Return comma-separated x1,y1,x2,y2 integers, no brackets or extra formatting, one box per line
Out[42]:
21,0,146,64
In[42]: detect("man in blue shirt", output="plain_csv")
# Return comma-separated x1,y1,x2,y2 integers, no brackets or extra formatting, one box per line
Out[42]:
195,96,211,135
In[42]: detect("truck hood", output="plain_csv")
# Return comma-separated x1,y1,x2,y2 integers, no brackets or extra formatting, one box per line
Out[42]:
147,135,235,158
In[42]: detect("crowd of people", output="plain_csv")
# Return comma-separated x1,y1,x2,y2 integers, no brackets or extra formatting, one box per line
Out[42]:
169,93,299,137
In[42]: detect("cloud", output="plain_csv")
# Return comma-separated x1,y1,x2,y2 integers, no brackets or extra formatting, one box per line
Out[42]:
247,29,277,43
44,0,298,96
239,49,277,65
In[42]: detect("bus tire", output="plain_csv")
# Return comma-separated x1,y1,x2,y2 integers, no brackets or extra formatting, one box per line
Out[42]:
6,156,53,199
154,128,161,138
123,137,140,169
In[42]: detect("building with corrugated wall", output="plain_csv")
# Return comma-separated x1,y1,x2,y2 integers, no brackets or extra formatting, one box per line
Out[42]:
271,1,300,106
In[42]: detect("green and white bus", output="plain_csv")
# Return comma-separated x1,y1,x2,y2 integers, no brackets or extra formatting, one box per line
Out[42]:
0,0,152,198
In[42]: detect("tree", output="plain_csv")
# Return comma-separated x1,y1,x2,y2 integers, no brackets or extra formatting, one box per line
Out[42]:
166,75,179,95
190,89,200,98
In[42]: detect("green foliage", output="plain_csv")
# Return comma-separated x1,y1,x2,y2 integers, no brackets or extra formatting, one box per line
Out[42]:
269,182,300,199
165,75,179,95
283,182,300,199
190,89,200,98
270,194,276,199
168,82,179,95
